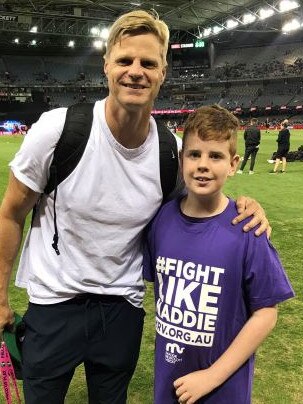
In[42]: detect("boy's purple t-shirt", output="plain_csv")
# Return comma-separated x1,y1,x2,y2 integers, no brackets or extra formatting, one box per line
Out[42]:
144,198,294,404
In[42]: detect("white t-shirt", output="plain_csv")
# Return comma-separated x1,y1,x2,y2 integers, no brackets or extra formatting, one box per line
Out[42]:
10,99,181,307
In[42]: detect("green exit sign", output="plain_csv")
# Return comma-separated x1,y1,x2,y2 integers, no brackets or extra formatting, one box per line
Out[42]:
195,40,205,48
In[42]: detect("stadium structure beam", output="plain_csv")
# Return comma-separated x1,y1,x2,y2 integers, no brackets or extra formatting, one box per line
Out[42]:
187,0,301,39
165,1,265,40
0,11,111,38
27,0,38,12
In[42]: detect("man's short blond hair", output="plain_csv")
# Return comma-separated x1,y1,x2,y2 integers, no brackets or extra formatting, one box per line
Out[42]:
104,10,169,66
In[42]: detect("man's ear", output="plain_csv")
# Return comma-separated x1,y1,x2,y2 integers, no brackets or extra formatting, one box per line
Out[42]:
160,66,167,85
104,59,108,77
229,154,240,177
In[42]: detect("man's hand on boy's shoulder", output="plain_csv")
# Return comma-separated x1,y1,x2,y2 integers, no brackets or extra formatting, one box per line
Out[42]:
232,196,272,238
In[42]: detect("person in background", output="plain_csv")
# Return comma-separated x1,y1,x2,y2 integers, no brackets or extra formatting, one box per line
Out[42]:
144,105,294,404
271,121,290,174
237,117,261,175
0,10,271,404
265,117,270,133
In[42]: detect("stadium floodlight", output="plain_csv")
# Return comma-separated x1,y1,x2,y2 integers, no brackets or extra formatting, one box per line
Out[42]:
282,18,301,32
259,8,275,20
13,38,19,44
90,27,100,36
203,28,212,37
279,0,300,13
93,40,103,49
226,19,239,29
213,26,224,34
68,40,75,48
30,39,37,46
30,26,38,33
242,13,256,25
100,28,109,40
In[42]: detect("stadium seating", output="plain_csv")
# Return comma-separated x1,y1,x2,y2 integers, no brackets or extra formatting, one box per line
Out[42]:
1,41,303,117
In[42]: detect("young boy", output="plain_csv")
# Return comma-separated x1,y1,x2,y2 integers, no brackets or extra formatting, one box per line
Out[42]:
143,105,294,404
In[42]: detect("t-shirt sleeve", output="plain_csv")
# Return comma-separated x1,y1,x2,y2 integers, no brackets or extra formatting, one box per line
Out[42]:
9,107,67,193
244,233,295,312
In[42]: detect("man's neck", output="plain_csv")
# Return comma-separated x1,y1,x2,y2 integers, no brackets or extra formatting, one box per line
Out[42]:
105,97,152,149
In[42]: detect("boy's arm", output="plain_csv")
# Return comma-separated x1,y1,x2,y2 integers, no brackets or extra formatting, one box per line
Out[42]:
174,306,277,404
0,171,39,330
232,197,272,238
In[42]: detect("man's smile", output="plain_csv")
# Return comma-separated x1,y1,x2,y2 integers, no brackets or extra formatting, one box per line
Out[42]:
121,83,147,89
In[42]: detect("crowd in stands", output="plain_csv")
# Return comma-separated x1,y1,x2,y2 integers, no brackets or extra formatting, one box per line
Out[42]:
1,41,303,111
0,55,106,88
213,57,303,81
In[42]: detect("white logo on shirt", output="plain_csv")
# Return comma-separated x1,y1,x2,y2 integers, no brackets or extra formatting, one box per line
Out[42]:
165,342,184,364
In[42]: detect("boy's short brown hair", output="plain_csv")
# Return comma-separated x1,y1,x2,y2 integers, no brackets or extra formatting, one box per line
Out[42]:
182,105,239,156
104,10,169,67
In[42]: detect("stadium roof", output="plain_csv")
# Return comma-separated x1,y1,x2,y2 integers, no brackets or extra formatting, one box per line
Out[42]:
1,1,302,49
1,1,265,30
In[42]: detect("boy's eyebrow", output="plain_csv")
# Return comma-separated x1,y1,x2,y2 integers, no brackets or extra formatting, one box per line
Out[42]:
209,150,225,155
185,148,200,152
185,148,225,154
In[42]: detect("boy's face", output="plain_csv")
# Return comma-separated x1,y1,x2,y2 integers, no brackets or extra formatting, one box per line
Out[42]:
180,132,239,199
104,33,166,113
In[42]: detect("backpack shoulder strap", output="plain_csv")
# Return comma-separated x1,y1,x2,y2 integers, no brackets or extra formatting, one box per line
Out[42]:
156,120,179,203
44,102,94,194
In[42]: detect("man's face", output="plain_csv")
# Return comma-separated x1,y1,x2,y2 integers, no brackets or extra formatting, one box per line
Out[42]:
104,33,166,112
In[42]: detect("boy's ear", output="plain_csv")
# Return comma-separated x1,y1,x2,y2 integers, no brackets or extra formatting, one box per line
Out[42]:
179,150,184,177
179,149,183,165
228,154,240,177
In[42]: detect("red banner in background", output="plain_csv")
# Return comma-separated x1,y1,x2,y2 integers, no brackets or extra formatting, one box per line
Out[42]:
152,109,195,115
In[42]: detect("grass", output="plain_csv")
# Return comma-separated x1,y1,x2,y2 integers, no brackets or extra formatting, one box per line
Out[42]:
0,129,302,403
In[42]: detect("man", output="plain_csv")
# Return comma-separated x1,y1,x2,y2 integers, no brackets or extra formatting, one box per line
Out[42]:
237,117,261,175
271,121,290,174
0,10,270,404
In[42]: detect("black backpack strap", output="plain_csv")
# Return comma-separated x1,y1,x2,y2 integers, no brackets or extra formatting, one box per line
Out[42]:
44,102,94,194
43,102,94,255
156,120,179,203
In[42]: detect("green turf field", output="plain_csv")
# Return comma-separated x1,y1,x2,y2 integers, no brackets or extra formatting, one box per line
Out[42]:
0,130,302,403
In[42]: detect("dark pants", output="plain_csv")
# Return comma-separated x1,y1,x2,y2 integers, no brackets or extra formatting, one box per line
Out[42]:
276,145,289,159
21,295,145,404
240,146,259,171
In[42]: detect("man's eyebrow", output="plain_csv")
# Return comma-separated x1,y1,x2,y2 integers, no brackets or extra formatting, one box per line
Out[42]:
114,54,158,62
115,56,132,61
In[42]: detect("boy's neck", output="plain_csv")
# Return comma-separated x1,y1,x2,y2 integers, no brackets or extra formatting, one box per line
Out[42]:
180,193,229,218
